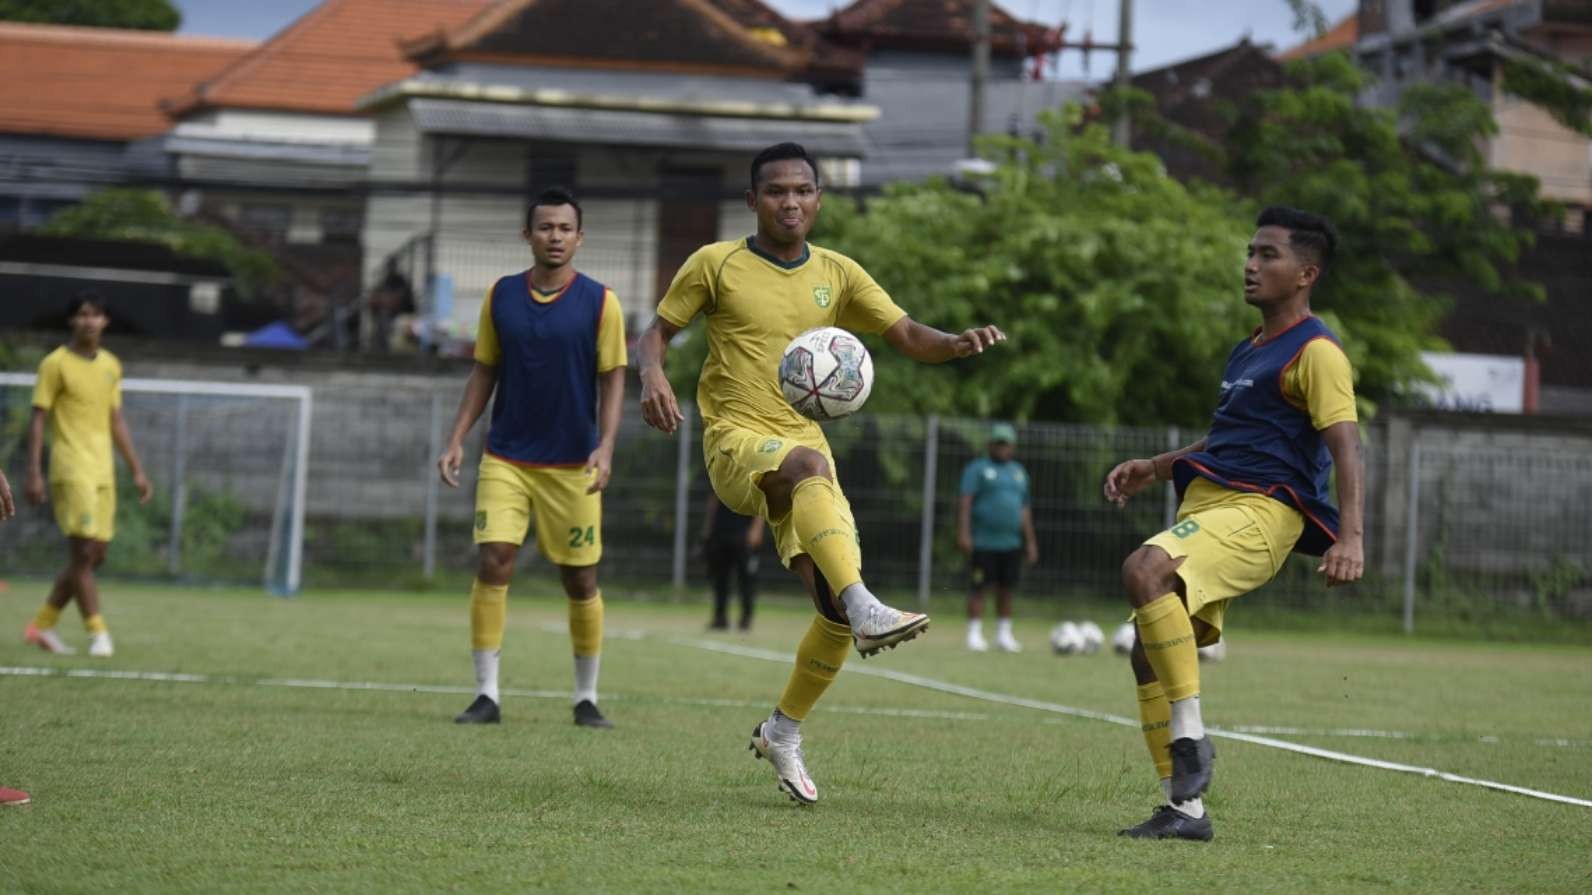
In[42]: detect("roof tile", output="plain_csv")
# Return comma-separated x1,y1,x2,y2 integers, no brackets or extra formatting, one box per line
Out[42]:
0,23,252,141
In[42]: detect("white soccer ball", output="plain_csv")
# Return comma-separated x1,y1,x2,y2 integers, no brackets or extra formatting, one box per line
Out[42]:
779,327,873,421
1076,621,1104,655
1049,621,1083,655
1198,638,1227,663
1111,621,1136,656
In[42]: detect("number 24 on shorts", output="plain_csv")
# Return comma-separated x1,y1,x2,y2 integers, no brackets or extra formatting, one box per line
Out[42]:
567,526,596,548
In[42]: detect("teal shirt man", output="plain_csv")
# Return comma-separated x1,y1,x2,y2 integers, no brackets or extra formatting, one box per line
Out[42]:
960,454,1030,550
957,422,1039,652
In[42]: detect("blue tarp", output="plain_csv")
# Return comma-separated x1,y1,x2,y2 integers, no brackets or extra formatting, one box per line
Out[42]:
244,321,308,351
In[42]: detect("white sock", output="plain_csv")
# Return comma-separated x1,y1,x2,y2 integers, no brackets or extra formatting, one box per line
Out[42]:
768,707,800,741
573,654,599,705
839,582,881,620
1159,777,1172,802
1170,695,1205,740
996,617,1014,638
473,649,500,704
967,619,983,637
1174,797,1205,818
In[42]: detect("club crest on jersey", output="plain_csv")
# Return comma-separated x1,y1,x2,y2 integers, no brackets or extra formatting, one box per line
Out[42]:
812,286,832,309
757,438,783,454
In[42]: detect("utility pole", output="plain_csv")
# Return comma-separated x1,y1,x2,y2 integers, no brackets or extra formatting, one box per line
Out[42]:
968,0,991,158
1111,0,1134,147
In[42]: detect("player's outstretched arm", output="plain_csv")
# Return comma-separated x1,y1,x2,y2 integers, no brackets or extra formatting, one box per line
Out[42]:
1317,421,1365,587
638,316,685,434
881,318,1005,364
1103,437,1208,507
0,469,14,521
438,362,498,488
110,408,152,503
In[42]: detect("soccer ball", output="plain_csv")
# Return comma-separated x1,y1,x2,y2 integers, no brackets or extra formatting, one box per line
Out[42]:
779,327,873,421
1076,621,1104,655
1111,621,1136,656
1049,621,1083,655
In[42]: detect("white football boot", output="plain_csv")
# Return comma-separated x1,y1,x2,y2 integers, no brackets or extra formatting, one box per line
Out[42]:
849,602,930,658
966,628,989,652
23,624,75,655
995,630,1023,653
749,721,817,805
88,632,114,657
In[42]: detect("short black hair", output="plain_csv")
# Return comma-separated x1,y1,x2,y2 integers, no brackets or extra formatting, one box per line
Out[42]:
525,187,582,231
66,291,107,318
1256,206,1337,276
750,142,820,191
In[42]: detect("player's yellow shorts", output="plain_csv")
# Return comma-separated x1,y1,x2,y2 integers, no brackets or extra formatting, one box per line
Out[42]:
51,478,115,542
473,454,601,566
702,422,857,568
1141,478,1304,640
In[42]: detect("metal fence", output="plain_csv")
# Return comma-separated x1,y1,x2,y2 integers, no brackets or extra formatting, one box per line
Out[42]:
3,376,1590,629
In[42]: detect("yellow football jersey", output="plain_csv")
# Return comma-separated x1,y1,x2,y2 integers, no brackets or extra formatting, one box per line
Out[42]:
657,238,907,437
32,345,122,485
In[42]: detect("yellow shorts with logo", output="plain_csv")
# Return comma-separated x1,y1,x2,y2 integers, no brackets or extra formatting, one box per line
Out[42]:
52,479,115,542
473,454,602,566
702,422,857,569
1141,478,1304,640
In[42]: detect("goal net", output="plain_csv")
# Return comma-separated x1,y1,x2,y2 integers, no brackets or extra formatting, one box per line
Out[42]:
0,374,311,594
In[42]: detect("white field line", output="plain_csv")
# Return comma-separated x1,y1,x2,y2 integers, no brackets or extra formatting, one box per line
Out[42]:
6,650,1590,810
0,665,993,724
659,637,1592,810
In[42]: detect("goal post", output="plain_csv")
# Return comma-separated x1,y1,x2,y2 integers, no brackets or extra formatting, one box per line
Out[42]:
0,373,312,594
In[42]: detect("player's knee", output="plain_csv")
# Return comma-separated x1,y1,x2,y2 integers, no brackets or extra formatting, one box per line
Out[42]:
477,544,516,583
1121,548,1173,606
778,449,830,489
560,565,598,600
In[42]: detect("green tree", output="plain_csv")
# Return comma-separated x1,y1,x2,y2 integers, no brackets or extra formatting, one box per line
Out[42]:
0,0,179,30
41,189,277,298
1224,53,1548,408
811,108,1253,426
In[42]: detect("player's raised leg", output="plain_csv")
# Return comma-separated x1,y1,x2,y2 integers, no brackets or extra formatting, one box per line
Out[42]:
1123,545,1213,804
761,447,928,657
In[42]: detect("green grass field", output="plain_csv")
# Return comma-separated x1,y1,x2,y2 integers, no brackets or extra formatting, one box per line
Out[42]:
2,581,1589,893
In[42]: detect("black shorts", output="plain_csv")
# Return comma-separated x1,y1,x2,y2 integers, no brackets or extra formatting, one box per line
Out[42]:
970,549,1023,590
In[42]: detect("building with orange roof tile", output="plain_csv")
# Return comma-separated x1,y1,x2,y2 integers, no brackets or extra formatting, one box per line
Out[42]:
0,22,251,227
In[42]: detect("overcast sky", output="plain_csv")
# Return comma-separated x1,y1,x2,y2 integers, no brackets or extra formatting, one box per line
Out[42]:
174,0,1355,79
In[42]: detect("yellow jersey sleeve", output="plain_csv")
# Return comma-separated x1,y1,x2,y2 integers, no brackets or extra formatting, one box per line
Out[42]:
834,253,908,335
32,352,61,411
473,288,500,366
597,289,628,372
1283,338,1357,430
657,245,718,329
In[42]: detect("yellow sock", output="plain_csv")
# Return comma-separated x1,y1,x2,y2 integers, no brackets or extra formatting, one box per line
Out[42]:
84,614,108,636
1136,680,1173,780
790,478,861,594
33,604,61,630
776,615,851,721
469,579,508,650
568,591,604,657
1135,593,1200,702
